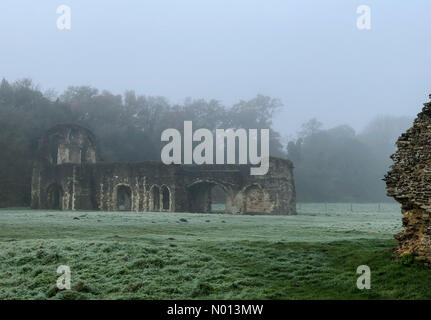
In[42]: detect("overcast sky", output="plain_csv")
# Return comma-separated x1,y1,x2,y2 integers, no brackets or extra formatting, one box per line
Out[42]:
0,0,430,137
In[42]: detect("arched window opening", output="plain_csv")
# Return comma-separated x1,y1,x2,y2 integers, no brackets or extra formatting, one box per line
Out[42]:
210,184,226,213
161,186,170,211
187,181,226,213
151,186,160,211
46,184,63,210
117,185,132,211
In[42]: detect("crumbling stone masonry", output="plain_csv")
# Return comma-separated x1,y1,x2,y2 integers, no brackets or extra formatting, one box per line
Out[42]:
385,94,431,263
31,124,296,215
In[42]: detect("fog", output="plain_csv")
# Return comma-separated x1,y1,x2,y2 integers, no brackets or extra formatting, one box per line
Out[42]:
0,0,429,136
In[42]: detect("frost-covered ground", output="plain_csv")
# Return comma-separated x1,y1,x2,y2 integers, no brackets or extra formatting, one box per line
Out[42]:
0,203,402,244
2,203,430,300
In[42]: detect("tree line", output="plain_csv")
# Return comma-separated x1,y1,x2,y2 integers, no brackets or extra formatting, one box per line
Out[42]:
287,116,412,202
0,78,412,207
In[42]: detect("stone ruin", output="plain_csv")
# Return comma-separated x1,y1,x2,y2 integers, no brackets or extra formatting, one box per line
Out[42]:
385,94,431,263
31,124,296,215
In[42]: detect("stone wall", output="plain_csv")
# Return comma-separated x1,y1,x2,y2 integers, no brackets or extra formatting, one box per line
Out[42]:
32,124,296,215
385,94,431,263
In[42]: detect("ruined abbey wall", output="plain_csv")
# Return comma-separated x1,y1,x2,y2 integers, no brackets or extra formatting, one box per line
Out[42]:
386,94,431,263
31,125,296,215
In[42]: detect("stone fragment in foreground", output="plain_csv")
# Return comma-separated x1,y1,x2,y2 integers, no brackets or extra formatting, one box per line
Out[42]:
385,93,431,263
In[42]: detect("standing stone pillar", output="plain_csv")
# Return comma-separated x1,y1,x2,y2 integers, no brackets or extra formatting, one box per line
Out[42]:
385,93,431,263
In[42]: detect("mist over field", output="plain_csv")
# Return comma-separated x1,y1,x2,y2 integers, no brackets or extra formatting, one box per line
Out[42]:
0,79,413,206
1,1,428,205
1,1,427,207
1,0,429,133
1,0,431,303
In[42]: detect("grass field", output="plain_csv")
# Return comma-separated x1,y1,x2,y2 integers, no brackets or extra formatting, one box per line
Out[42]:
1,203,431,300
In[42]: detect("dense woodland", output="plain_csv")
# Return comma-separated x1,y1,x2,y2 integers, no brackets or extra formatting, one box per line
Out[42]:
288,116,412,202
0,78,412,207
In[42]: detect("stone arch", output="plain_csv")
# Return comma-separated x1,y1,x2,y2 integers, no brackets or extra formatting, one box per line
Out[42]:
210,184,227,213
46,183,63,210
242,183,271,214
115,184,132,211
39,124,97,165
187,179,231,213
160,185,172,211
150,185,161,212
